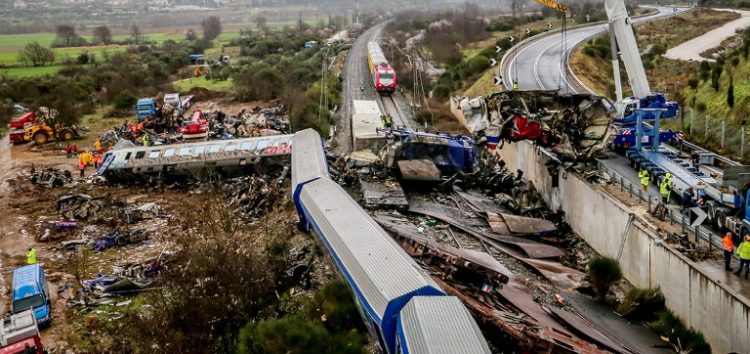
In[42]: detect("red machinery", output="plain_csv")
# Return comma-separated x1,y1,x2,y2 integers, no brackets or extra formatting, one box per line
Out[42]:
7,112,36,144
0,310,45,354
367,42,397,94
179,110,208,140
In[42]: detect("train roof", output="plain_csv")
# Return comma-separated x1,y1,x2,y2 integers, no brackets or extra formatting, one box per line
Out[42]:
100,135,293,174
298,177,444,322
367,41,389,66
398,296,492,354
291,129,329,198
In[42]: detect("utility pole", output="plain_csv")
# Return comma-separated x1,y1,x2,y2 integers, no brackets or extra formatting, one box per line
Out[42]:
354,0,359,25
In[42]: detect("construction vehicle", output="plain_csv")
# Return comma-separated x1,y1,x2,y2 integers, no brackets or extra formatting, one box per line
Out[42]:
178,110,208,140
135,98,156,121
11,264,51,327
23,122,81,145
600,0,750,234
163,93,194,115
7,112,36,144
612,126,682,152
604,0,678,124
0,310,45,354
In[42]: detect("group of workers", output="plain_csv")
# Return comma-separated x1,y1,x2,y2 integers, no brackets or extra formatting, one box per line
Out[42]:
638,168,674,204
72,139,107,177
723,233,750,279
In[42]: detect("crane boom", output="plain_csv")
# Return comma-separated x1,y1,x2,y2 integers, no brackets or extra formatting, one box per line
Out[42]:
604,0,651,99
535,0,567,13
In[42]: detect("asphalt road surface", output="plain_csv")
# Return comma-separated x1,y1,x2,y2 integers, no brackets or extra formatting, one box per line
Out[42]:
502,6,690,93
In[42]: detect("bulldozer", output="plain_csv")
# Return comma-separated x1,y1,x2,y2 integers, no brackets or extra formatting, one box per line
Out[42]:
23,123,82,145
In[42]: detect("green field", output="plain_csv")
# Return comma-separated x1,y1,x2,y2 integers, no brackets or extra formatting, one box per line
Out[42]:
0,29,245,78
174,77,234,92
0,65,63,78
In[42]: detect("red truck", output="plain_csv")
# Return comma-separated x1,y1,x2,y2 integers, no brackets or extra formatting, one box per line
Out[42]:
179,110,208,140
7,112,36,144
0,310,45,354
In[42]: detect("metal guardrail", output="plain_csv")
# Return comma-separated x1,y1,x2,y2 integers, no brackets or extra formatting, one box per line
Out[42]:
596,160,725,252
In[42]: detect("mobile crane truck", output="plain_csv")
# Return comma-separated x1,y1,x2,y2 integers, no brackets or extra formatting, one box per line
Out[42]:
602,0,750,237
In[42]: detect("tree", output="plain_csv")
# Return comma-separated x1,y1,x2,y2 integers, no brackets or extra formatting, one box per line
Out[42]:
185,28,197,40
588,256,622,302
55,24,77,47
17,42,55,67
255,16,267,30
728,76,735,109
130,24,142,44
201,16,222,40
92,25,112,45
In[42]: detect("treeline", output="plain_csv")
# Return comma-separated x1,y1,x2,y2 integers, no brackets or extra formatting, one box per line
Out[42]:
699,0,750,8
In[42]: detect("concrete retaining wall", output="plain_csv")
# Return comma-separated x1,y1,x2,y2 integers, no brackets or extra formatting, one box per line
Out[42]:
496,141,750,353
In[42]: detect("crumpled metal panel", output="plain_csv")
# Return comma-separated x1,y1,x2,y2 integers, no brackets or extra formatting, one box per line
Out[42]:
486,212,557,235
408,199,565,259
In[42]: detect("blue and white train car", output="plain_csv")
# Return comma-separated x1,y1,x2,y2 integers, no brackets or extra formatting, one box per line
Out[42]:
291,129,491,354
397,296,491,354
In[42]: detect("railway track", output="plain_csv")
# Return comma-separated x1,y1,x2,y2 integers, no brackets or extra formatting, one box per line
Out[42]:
378,94,413,130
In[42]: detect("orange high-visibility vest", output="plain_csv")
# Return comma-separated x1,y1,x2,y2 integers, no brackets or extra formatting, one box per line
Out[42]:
724,235,735,252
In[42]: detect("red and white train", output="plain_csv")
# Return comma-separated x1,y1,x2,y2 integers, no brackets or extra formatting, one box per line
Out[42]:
366,41,397,94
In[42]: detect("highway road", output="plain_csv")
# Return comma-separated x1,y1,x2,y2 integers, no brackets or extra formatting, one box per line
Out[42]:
502,6,689,93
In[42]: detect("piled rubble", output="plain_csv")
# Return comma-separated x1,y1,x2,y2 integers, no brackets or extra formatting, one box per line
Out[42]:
220,168,288,221
30,167,74,188
207,105,290,139
453,90,616,162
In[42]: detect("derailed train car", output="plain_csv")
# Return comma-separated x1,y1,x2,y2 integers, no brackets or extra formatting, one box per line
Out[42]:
290,129,491,354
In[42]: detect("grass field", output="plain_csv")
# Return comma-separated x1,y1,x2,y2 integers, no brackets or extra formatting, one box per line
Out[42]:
174,77,234,92
0,65,63,78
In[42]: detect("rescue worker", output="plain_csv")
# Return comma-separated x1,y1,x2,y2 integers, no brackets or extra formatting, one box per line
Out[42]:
382,114,393,128
682,187,695,209
659,177,671,204
79,160,85,178
723,232,735,271
94,139,102,152
27,247,36,265
512,81,519,91
142,134,149,147
638,168,650,192
735,235,750,278
360,84,365,94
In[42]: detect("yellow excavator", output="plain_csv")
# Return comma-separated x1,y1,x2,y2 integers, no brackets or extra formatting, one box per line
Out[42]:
535,0,567,14
23,123,82,145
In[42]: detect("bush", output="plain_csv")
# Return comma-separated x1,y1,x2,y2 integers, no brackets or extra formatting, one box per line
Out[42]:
588,256,622,301
112,90,137,110
466,55,491,76
696,102,707,112
648,309,711,353
688,78,699,89
617,287,665,321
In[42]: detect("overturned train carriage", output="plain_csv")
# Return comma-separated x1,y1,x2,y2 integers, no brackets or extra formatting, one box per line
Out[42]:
98,135,294,179
291,129,491,354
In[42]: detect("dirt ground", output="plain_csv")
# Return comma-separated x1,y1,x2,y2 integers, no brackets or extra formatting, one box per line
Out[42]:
0,133,254,350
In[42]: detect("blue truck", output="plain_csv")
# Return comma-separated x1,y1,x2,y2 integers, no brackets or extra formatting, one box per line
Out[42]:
612,126,682,152
11,265,51,327
135,98,156,121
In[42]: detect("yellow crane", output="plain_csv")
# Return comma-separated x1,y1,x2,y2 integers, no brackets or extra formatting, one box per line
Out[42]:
535,0,567,13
